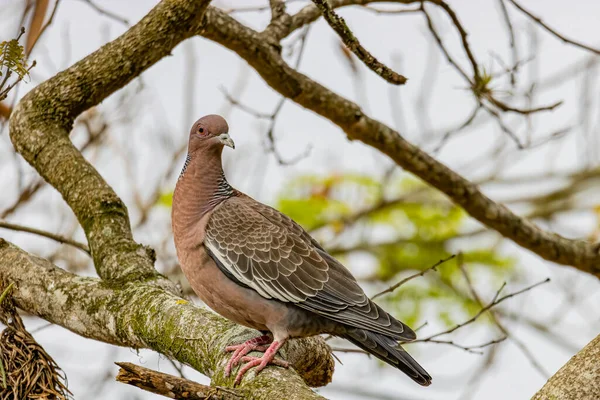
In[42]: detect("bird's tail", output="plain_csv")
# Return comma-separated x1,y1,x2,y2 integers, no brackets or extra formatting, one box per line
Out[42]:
342,328,432,386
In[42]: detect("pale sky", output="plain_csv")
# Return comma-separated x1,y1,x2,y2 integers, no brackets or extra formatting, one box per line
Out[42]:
1,1,600,399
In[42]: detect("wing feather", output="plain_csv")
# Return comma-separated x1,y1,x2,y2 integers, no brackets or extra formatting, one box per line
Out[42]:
205,196,415,340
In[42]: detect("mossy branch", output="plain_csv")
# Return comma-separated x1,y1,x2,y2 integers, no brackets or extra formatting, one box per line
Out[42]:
8,0,212,283
0,239,332,399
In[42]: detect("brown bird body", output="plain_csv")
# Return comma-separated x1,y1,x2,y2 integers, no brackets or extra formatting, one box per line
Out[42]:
172,115,432,386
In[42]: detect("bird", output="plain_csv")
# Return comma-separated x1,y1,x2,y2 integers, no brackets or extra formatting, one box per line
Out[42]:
172,114,432,386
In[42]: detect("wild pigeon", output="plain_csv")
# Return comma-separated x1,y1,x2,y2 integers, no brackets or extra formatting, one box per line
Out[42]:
172,115,432,386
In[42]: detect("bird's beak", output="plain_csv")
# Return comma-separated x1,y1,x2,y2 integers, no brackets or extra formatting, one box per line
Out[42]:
218,133,235,149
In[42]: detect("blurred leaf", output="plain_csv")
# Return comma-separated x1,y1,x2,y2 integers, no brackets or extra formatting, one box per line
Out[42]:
26,0,49,55
0,39,29,79
158,191,173,207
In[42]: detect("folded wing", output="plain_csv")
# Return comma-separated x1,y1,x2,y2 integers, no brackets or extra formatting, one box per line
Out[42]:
204,196,415,341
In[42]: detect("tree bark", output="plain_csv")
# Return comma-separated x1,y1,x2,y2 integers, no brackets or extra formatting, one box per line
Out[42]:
531,334,600,400
199,4,600,278
5,0,600,398
0,239,332,399
115,362,243,400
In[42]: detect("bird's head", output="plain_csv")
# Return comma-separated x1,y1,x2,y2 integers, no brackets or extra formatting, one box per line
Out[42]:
188,114,234,154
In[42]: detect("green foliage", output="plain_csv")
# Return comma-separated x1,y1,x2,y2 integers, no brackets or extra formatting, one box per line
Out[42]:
158,191,173,207
0,39,29,79
276,174,380,230
158,170,515,329
472,66,494,97
275,172,515,328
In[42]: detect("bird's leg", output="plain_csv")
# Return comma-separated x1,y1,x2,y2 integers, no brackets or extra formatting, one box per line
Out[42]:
234,339,289,385
224,334,273,377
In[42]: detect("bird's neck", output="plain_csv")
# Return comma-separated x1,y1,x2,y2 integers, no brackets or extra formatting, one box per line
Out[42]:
172,148,234,234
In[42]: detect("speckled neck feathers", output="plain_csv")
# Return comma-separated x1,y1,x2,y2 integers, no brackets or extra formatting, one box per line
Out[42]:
172,146,234,239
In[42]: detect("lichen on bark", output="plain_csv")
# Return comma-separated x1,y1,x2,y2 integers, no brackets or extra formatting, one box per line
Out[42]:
0,239,333,399
531,334,600,400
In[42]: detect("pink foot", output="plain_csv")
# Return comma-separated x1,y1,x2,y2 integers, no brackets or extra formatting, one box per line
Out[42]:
224,334,272,377
234,340,289,386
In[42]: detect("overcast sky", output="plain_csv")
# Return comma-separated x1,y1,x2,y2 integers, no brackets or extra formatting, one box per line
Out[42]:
1,1,600,399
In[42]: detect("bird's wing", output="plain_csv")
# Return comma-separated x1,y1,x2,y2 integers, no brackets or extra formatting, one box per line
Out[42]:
204,195,415,340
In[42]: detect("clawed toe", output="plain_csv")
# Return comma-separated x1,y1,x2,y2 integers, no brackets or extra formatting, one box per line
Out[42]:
231,340,287,386
224,335,273,377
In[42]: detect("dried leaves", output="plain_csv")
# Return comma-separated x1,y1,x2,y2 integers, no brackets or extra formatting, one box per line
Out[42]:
0,283,71,400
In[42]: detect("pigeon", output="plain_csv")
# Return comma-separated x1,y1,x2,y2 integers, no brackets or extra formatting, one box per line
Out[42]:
172,115,432,386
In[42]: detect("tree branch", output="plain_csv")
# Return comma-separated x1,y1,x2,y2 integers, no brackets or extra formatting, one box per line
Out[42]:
115,362,243,400
506,0,600,57
9,0,212,283
0,220,89,254
531,333,600,400
0,239,333,398
311,0,406,84
201,6,600,277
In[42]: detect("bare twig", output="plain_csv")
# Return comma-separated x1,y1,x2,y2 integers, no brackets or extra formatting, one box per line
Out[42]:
311,0,406,85
418,278,550,341
371,255,456,300
77,0,129,25
433,105,482,153
506,0,600,56
497,0,519,86
0,220,89,254
420,336,507,354
486,95,562,115
219,87,272,119
431,0,480,83
362,5,421,15
0,61,36,102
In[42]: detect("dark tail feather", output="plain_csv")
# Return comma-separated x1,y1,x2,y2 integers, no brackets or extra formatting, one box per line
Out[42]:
342,328,432,386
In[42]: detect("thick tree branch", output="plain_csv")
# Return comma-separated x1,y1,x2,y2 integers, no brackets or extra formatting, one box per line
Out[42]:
0,239,333,398
531,334,600,400
201,7,600,277
9,0,211,283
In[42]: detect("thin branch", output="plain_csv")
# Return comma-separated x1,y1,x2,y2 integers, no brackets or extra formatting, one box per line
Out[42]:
497,0,518,86
431,0,480,83
362,5,421,15
311,0,407,85
115,362,243,400
77,0,129,26
371,255,456,300
0,220,89,254
419,278,550,341
506,0,600,56
486,95,562,115
205,6,600,276
421,4,471,83
0,61,36,101
433,105,481,153
419,336,507,355
219,87,272,119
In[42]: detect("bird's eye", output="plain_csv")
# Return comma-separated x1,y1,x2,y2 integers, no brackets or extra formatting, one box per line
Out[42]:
198,128,204,134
